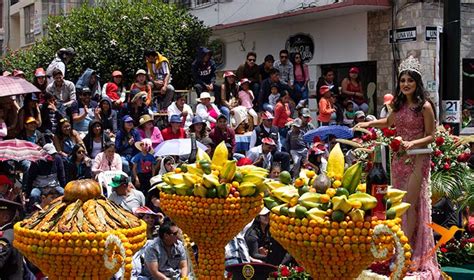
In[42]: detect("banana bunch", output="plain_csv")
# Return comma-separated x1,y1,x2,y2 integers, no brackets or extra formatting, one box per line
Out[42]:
384,187,410,219
155,141,269,199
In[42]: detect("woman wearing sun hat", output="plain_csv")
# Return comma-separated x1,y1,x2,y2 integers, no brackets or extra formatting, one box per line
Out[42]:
137,114,163,149
187,115,208,141
196,92,221,129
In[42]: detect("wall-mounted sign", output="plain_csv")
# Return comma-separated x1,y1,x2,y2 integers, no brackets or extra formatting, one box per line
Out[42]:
425,26,438,42
442,100,461,123
285,33,314,63
389,27,417,43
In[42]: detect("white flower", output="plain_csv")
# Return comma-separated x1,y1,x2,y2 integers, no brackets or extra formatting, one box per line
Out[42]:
121,15,128,20
55,23,61,28
110,39,117,46
143,16,150,20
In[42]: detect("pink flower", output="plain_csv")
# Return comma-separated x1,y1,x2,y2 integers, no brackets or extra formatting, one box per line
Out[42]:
435,137,445,146
280,266,290,277
431,161,435,168
390,139,401,152
443,163,450,171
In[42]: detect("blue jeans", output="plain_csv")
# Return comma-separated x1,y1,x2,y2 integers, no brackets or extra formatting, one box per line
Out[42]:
294,81,308,101
219,106,231,124
121,156,131,175
19,160,31,191
279,127,289,152
30,186,64,205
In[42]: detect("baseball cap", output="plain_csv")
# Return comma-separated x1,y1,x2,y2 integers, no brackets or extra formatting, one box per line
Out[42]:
217,114,228,121
355,110,366,119
262,137,276,146
109,174,129,188
320,85,333,96
135,69,147,76
301,108,311,118
122,115,134,123
0,175,13,187
240,78,250,85
35,68,46,77
223,71,236,78
261,111,274,120
112,70,123,77
25,117,38,124
291,118,302,127
349,67,359,74
134,206,159,216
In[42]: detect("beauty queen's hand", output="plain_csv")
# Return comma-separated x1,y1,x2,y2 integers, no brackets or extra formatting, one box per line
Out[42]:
402,140,415,150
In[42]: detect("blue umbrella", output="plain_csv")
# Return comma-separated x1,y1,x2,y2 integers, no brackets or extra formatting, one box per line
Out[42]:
303,125,353,142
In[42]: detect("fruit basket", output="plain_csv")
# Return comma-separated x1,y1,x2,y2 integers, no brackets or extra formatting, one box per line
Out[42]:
156,142,267,279
13,179,147,280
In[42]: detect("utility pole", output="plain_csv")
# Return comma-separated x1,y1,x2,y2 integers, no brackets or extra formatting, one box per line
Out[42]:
441,0,461,134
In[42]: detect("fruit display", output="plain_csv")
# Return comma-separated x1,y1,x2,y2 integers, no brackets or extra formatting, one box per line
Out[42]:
266,143,412,279
156,142,265,279
13,179,147,280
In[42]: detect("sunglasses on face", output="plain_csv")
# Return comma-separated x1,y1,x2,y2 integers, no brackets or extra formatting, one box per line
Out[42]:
280,55,288,59
248,58,256,62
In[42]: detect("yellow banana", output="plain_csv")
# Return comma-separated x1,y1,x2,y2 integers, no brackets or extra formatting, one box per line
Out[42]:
348,193,378,211
186,163,204,176
220,160,237,182
386,187,407,204
327,143,345,179
193,184,207,198
332,195,353,213
271,186,299,205
342,162,363,194
174,184,193,196
167,173,184,185
202,174,220,188
263,180,287,192
298,192,321,209
196,148,211,162
212,141,229,168
183,173,199,187
389,202,411,217
306,208,327,222
237,182,256,196
242,174,266,186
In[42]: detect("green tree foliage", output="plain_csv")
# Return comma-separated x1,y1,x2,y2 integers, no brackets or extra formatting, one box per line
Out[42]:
1,0,211,88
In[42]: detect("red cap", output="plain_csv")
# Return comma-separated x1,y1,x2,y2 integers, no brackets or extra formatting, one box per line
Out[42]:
0,175,13,187
134,206,158,215
112,70,123,77
223,71,236,78
261,111,274,120
237,157,253,166
319,85,333,96
349,67,359,74
13,70,25,77
262,137,276,146
35,68,46,77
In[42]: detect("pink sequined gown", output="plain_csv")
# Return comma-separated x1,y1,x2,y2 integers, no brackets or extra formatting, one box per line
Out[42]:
392,105,442,280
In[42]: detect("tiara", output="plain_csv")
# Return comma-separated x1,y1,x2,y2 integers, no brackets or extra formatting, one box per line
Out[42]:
398,55,421,75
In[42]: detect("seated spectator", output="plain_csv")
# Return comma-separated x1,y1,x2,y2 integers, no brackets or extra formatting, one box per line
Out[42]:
225,225,253,267
66,144,93,182
46,68,76,110
53,118,84,157
20,117,49,146
192,47,217,96
143,221,189,279
120,90,150,127
108,174,145,213
269,162,281,180
0,175,15,201
76,68,101,101
236,52,260,102
83,120,111,159
157,156,176,177
246,137,277,169
238,78,258,128
195,92,220,129
244,208,271,262
132,139,157,192
71,87,98,136
258,68,285,112
353,110,366,133
134,206,164,240
95,97,117,136
259,54,274,82
145,48,175,111
316,68,339,104
0,96,19,137
286,119,308,177
92,141,122,176
39,93,64,134
331,92,344,125
137,114,163,149
209,114,235,152
115,115,142,174
131,69,153,107
32,186,61,212
16,93,42,133
343,100,356,126
102,70,127,107
267,83,280,113
33,68,48,102
161,115,186,141
299,108,315,134
341,67,368,113
273,50,294,88
305,146,327,175
167,94,193,129
273,91,293,150
187,116,208,141
318,85,335,126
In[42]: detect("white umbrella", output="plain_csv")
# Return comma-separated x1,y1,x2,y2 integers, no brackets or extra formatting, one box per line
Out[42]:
154,139,208,157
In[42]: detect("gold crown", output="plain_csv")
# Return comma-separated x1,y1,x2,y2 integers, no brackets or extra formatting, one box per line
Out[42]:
398,55,421,75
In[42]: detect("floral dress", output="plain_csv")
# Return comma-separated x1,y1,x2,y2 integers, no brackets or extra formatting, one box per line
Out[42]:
392,104,442,279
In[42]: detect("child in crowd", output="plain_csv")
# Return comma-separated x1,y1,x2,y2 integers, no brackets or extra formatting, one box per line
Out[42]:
130,69,153,107
268,83,280,112
238,78,259,127
317,85,335,126
343,101,356,126
131,139,157,192
269,162,281,180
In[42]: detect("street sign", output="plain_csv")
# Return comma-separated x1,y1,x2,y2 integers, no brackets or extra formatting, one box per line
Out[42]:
389,27,417,43
442,100,461,123
425,26,438,41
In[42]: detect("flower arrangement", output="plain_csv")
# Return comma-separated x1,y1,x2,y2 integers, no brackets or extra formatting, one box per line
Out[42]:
268,265,310,280
429,126,470,173
437,233,474,267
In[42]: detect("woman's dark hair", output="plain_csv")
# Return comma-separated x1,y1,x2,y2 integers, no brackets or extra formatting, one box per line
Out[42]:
55,118,71,139
158,221,176,239
293,52,306,81
323,68,334,77
277,90,290,103
223,74,239,103
189,123,207,139
70,144,85,163
20,94,40,119
393,70,434,114
104,141,115,151
99,99,112,117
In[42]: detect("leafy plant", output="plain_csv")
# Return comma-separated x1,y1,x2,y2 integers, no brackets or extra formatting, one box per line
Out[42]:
0,0,211,88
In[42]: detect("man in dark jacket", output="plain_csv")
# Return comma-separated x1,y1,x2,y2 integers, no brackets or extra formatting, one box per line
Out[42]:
39,93,65,134
191,47,217,96
258,68,286,112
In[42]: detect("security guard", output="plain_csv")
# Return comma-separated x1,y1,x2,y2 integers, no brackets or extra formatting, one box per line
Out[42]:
0,198,24,279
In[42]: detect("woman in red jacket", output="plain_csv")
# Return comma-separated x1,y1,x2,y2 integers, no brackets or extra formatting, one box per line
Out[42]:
273,91,292,151
318,85,336,126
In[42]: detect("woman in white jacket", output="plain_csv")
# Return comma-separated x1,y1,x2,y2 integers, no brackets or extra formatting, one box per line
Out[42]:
195,92,221,129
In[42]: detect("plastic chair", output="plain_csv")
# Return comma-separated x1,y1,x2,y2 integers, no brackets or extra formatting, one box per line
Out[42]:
97,170,128,197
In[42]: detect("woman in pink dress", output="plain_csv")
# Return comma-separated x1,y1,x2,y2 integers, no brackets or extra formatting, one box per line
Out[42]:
356,56,442,279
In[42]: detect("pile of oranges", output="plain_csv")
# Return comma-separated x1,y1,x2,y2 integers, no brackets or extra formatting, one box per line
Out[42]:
160,192,263,280
269,214,411,280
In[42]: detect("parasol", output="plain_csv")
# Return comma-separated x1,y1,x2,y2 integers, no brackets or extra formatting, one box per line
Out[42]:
0,76,40,97
0,139,48,162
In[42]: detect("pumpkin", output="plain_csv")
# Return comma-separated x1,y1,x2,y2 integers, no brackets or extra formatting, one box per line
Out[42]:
63,179,102,202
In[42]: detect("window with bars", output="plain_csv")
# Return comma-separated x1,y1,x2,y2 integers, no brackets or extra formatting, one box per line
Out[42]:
24,4,35,44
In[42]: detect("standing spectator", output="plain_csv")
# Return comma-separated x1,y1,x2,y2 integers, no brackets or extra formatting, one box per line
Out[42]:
286,119,308,177
46,69,76,110
145,49,175,111
95,97,118,136
299,108,315,134
380,93,394,119
66,144,93,182
341,67,368,113
167,94,193,129
0,97,18,138
131,70,153,107
273,50,293,88
39,93,64,134
258,69,285,112
238,78,258,128
191,47,217,96
46,47,75,84
161,115,186,141
219,71,240,122
108,174,145,213
102,70,127,108
318,85,335,126
16,93,41,133
71,87,98,136
143,221,189,279
82,120,111,159
273,91,292,151
132,139,157,192
259,55,274,82
92,141,122,176
53,118,84,157
195,92,220,129
209,114,235,152
236,52,260,100
293,52,310,105
76,68,101,101
115,115,142,174
316,68,339,103
120,90,150,127
137,114,163,149
33,68,48,102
